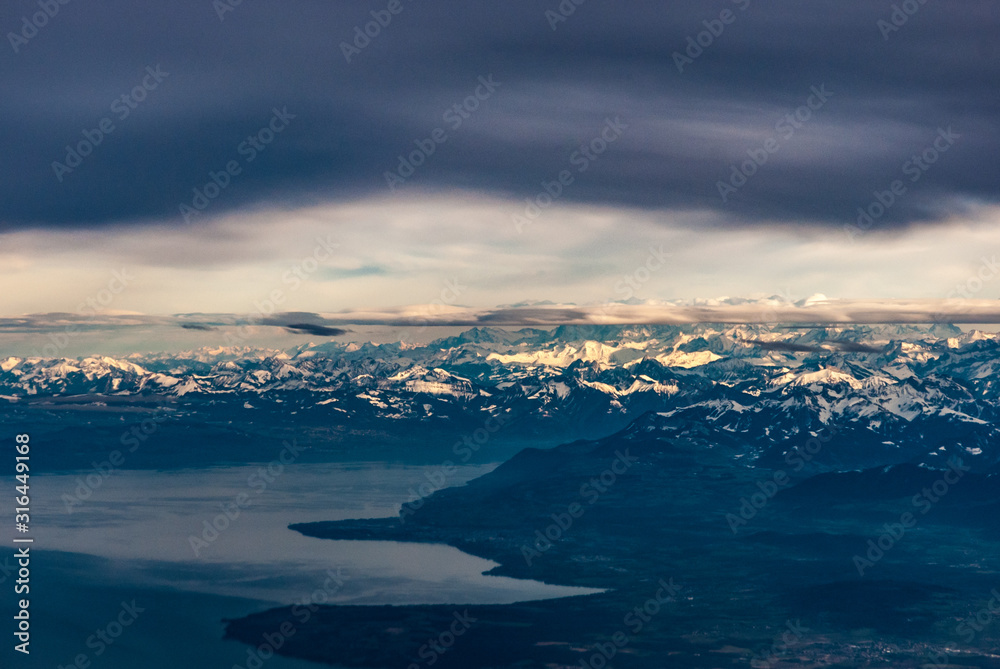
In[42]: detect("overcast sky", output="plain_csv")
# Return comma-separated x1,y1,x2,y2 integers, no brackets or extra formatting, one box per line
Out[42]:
2,0,999,335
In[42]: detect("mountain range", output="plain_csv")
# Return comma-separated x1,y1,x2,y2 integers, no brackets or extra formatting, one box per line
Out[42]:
6,323,1000,474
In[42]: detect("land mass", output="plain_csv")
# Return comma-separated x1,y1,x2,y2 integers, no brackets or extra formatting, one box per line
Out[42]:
226,411,1000,668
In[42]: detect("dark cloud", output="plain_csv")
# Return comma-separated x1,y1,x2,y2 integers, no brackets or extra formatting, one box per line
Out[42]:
5,301,1000,335
0,314,173,333
742,339,825,353
1,0,996,231
829,341,884,354
257,313,351,336
281,323,350,337
477,307,591,324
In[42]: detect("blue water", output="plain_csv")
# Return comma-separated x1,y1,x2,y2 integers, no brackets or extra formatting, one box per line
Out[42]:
1,462,602,668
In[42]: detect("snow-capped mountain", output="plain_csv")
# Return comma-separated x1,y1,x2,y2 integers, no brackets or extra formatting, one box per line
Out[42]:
5,323,1000,472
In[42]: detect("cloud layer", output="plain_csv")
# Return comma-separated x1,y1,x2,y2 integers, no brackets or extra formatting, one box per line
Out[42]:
8,299,1000,340
2,0,998,231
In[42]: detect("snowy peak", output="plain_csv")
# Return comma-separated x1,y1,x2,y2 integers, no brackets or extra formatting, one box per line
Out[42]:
4,324,1000,472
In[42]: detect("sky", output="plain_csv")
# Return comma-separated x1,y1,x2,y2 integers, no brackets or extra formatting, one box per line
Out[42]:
2,0,999,348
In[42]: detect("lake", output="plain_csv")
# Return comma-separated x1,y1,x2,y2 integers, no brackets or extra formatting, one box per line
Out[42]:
1,462,602,668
